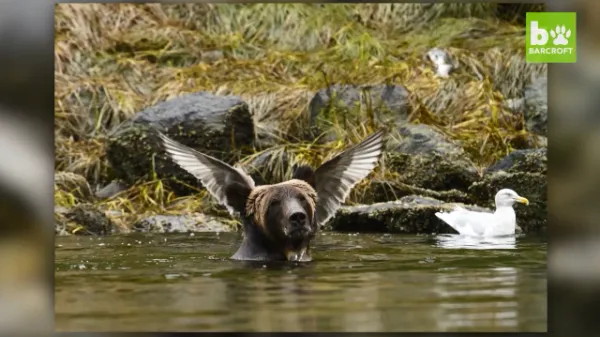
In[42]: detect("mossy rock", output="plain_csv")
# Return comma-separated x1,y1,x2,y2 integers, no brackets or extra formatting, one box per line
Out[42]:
326,195,491,234
469,171,546,234
386,123,480,192
55,204,116,236
469,148,547,233
106,91,255,195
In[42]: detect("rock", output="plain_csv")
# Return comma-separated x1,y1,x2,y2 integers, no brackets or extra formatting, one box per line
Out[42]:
95,180,127,199
359,180,473,204
54,171,94,202
524,74,547,136
469,148,547,233
468,172,546,233
386,123,480,192
391,123,462,154
308,84,410,142
132,213,237,233
326,195,491,234
55,204,116,236
106,91,255,194
485,148,547,175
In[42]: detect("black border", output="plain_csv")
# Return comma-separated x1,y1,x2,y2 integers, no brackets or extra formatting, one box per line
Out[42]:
0,0,595,335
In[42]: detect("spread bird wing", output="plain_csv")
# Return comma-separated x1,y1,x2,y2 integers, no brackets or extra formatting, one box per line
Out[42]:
312,129,385,226
158,132,255,216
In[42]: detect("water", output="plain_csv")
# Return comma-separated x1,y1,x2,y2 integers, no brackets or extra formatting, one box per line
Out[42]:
55,232,547,332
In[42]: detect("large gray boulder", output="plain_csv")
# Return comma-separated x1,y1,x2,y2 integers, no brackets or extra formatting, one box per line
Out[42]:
326,195,491,234
385,123,480,193
106,91,255,195
469,148,547,233
307,84,410,142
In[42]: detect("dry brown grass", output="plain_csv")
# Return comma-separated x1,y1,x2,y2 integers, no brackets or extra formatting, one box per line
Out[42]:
54,3,546,231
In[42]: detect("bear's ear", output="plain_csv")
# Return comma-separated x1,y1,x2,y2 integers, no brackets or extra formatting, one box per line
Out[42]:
291,164,315,187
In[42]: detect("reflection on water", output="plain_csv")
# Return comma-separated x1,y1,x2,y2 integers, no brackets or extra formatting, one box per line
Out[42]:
55,232,546,332
435,234,517,250
434,267,519,331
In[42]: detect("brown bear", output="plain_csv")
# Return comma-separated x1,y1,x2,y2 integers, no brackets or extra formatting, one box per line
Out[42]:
158,129,385,262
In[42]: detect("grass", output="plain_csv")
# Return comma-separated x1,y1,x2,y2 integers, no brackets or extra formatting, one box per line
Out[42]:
54,3,546,233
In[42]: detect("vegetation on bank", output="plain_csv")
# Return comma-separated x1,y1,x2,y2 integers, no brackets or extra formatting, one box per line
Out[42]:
54,3,546,233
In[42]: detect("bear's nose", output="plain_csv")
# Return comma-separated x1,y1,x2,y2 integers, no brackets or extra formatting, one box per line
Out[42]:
288,212,307,229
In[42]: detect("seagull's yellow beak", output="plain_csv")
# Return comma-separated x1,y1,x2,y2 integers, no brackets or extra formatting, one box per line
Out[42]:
515,196,529,205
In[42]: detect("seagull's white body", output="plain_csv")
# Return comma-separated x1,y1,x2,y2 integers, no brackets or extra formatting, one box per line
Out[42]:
435,189,529,237
435,205,517,237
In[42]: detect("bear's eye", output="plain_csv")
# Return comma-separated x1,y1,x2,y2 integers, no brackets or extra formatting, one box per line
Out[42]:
297,196,309,207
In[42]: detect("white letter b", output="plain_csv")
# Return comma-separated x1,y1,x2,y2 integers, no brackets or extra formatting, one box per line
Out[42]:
530,21,548,45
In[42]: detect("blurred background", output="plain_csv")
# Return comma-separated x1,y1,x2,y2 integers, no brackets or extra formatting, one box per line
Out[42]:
0,0,598,335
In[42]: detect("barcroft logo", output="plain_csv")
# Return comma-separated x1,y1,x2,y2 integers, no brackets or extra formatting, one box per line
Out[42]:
526,12,576,63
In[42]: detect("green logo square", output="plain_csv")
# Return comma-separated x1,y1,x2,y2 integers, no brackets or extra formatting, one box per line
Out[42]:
526,12,577,63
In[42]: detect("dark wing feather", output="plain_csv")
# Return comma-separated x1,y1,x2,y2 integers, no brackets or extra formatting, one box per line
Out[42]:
158,132,255,216
312,129,385,226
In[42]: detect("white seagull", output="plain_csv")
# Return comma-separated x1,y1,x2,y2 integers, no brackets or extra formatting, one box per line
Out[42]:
435,189,529,237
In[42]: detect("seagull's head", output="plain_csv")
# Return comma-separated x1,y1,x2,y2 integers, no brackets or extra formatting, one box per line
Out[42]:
495,189,529,208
